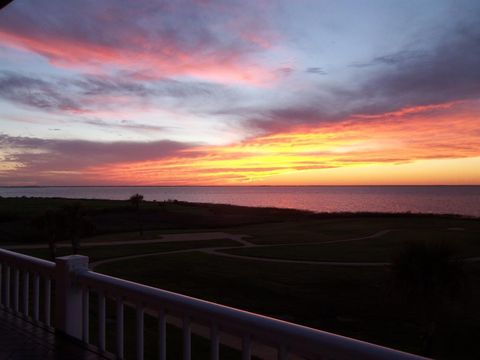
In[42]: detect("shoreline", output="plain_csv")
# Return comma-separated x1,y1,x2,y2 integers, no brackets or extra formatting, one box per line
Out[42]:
0,195,478,219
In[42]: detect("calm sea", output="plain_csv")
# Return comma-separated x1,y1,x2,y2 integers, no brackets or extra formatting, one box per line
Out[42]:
0,186,479,217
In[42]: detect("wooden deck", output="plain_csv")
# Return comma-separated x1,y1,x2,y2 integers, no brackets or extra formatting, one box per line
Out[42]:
0,309,105,360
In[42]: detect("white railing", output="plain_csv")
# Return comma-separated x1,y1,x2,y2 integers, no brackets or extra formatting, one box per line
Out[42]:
0,248,54,326
0,249,429,360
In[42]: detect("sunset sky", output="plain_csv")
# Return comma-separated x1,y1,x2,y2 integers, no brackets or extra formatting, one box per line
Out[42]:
0,0,479,185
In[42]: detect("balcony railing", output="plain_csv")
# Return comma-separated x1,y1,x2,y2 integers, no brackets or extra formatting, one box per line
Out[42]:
0,248,429,360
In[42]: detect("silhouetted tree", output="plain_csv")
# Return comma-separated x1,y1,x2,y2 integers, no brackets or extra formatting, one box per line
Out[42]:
33,204,95,259
33,209,66,260
129,193,144,236
391,240,466,356
62,203,95,254
34,210,56,260
129,193,144,210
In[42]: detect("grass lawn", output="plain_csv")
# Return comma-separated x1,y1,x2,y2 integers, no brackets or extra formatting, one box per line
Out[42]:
96,252,480,359
217,216,480,245
79,228,236,244
0,196,310,244
219,228,480,262
15,239,241,262
95,252,480,359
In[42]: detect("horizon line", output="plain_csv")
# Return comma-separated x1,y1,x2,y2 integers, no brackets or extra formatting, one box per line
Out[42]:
1,184,480,188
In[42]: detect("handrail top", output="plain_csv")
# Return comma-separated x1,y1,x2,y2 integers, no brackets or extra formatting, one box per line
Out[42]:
0,247,55,274
77,269,428,360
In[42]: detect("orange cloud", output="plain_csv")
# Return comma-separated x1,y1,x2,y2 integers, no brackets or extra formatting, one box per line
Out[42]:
86,102,480,185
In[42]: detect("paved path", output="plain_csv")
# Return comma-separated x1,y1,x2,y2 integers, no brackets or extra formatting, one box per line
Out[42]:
233,229,394,249
91,248,203,268
200,229,395,266
2,232,251,250
201,249,391,267
90,229,395,269
7,228,480,269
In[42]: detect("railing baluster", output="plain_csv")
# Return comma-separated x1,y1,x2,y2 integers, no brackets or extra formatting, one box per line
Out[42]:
242,334,252,360
22,271,29,316
210,322,219,360
98,292,106,352
33,273,39,321
0,263,2,307
158,308,166,360
5,265,10,308
82,287,89,343
44,277,51,326
183,315,191,360
13,268,19,312
136,305,144,360
116,298,124,360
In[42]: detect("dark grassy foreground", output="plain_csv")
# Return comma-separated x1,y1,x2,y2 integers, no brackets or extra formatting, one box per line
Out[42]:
17,239,240,263
0,196,311,244
1,196,480,359
220,227,480,262
97,253,480,360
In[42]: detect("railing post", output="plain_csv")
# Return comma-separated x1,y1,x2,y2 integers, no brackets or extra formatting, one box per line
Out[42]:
55,255,89,339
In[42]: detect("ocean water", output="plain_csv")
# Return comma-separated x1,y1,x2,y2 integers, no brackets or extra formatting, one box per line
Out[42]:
0,186,479,217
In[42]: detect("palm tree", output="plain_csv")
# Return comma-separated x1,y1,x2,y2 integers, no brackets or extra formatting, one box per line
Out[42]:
391,240,466,356
38,210,59,260
33,209,66,260
62,203,85,254
34,204,95,258
129,194,144,236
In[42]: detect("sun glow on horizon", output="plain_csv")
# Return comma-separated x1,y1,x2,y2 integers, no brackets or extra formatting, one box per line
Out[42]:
77,102,480,186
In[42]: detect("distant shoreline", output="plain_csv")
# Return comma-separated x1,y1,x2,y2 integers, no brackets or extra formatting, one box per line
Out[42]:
0,196,478,219
1,186,479,217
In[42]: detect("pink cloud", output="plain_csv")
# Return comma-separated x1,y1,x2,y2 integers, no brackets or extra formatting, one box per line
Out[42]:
0,1,280,85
